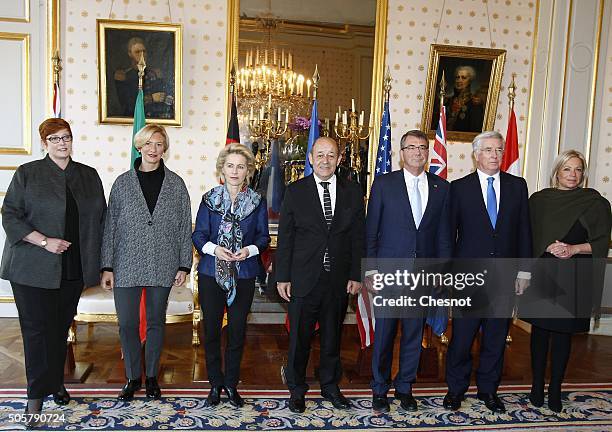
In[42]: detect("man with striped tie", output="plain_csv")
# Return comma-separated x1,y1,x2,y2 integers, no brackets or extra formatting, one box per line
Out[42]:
276,137,365,413
365,129,452,413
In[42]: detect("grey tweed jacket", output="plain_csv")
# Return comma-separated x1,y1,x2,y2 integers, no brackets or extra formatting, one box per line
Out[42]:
101,163,192,287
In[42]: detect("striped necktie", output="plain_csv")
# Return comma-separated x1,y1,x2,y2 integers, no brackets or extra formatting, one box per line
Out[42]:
321,181,332,271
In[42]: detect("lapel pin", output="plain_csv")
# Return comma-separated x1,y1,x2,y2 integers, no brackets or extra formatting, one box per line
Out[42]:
433,184,438,188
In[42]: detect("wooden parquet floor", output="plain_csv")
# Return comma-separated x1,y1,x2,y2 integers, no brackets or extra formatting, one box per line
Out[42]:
0,318,611,389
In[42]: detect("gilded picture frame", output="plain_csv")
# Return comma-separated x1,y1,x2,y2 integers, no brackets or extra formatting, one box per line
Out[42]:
97,19,182,126
421,44,506,142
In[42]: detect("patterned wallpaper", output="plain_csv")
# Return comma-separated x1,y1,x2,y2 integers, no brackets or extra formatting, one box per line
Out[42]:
62,0,228,216
385,0,537,181
592,22,612,199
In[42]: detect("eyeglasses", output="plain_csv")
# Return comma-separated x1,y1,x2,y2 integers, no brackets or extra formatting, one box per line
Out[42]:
46,135,73,144
480,147,504,156
401,145,429,152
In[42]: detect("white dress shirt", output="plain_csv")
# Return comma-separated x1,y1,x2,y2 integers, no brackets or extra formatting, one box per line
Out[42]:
403,169,429,222
313,173,337,216
476,169,500,213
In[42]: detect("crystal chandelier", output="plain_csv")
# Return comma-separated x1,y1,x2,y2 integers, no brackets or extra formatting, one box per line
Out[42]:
236,14,311,121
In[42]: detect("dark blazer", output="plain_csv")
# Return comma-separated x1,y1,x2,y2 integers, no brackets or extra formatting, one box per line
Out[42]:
1,156,107,288
192,193,270,279
275,175,365,298
450,171,532,259
366,170,452,259
101,163,192,288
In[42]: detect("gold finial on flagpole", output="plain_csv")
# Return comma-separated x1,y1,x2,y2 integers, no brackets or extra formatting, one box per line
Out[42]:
137,51,147,90
52,50,62,86
230,62,237,95
383,66,392,102
312,64,320,100
439,70,446,108
508,73,517,111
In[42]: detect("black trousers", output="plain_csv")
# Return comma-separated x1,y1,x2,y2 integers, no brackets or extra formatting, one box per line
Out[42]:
446,318,510,395
286,270,348,397
199,275,255,388
11,280,83,399
530,325,572,392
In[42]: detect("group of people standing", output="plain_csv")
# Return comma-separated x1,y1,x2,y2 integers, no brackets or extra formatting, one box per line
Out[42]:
1,118,609,429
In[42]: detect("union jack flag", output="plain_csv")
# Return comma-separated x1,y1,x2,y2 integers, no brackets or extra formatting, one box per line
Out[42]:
429,105,447,179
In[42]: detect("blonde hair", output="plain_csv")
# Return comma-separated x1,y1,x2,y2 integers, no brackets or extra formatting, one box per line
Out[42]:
133,124,169,152
216,143,256,183
549,149,588,188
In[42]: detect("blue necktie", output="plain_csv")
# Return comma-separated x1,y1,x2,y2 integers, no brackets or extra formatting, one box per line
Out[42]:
487,177,497,228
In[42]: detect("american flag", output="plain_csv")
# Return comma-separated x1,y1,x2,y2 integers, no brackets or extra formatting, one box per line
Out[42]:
374,100,391,175
429,105,447,179
356,100,392,349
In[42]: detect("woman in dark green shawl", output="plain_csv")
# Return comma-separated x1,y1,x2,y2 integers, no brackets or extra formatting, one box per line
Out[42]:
525,150,611,413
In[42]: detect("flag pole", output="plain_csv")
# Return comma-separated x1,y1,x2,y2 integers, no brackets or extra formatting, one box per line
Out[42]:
312,64,320,101
383,66,391,103
137,51,146,89
439,70,446,110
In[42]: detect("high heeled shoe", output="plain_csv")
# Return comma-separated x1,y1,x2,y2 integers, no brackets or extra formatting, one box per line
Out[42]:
53,384,71,406
24,398,42,430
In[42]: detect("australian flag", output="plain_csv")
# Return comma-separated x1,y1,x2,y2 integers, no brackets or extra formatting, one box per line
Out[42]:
375,100,392,176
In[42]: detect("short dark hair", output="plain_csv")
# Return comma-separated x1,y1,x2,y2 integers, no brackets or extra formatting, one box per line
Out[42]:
39,118,72,141
400,129,429,149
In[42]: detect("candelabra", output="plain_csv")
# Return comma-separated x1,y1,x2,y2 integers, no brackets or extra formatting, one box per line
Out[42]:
334,99,371,173
248,93,289,169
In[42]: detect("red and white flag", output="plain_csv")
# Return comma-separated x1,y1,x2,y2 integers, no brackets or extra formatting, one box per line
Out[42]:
52,82,61,118
501,107,520,176
356,284,376,349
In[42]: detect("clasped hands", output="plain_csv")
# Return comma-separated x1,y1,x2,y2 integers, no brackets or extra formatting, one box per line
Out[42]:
214,246,250,262
546,240,576,259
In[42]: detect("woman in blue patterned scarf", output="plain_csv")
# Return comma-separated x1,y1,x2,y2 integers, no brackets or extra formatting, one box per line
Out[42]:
193,143,270,408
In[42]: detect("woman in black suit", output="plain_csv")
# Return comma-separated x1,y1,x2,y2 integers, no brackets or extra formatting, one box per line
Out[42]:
1,118,106,425
192,143,270,408
526,150,611,412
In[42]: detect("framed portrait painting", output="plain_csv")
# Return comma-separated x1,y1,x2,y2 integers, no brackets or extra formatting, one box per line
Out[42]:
97,19,182,126
421,44,506,142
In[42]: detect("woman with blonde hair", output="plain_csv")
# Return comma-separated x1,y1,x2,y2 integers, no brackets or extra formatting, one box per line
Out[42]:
101,124,192,401
193,143,270,408
525,149,610,412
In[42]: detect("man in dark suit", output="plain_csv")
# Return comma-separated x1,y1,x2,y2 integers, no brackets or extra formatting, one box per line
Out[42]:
276,137,365,413
444,131,532,413
365,130,452,413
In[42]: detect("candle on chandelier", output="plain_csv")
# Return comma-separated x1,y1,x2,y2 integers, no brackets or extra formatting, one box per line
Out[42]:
277,107,281,122
273,48,277,65
264,49,268,65
260,106,264,120
306,79,311,98
285,109,289,123
359,111,364,126
325,118,330,131
351,98,355,112
281,49,285,68
255,48,260,65
268,94,272,109
250,106,254,121
342,111,347,125
288,53,292,69
335,112,339,126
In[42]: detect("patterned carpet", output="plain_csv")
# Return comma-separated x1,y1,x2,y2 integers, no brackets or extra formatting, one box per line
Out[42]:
0,384,610,431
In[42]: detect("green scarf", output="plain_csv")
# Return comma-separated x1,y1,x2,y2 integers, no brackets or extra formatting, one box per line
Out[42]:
529,187,611,258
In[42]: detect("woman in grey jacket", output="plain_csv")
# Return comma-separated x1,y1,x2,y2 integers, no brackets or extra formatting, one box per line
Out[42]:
100,124,192,401
1,118,106,424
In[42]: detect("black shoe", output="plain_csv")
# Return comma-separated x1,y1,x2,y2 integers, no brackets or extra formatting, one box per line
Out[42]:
224,386,244,408
477,392,506,413
53,384,71,406
372,394,390,413
321,391,351,410
529,385,544,408
145,377,162,399
206,386,222,407
395,391,417,412
443,392,463,411
117,378,142,401
24,399,42,430
547,387,563,413
288,395,306,413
